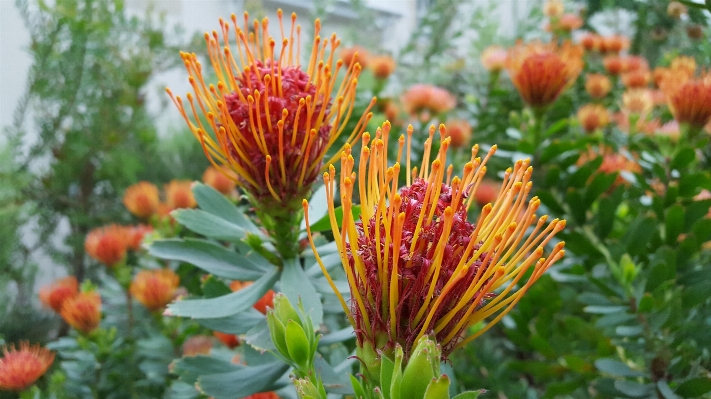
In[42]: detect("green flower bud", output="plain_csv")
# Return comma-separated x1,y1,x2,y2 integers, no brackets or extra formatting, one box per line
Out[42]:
266,309,290,359
423,375,450,399
401,337,440,399
273,293,302,327
356,340,381,384
285,319,311,371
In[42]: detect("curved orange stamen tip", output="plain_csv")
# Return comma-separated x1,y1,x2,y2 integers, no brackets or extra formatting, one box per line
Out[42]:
302,199,309,207
444,206,454,217
557,220,567,229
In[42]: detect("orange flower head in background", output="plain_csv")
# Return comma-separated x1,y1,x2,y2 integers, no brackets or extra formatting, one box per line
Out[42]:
473,179,500,207
506,41,583,108
203,166,237,195
621,56,648,73
39,276,79,313
577,104,610,133
661,72,711,129
165,180,197,210
600,35,629,54
123,182,160,219
443,119,473,148
60,291,102,334
0,342,54,391
621,70,650,88
127,224,153,251
369,55,396,80
480,45,508,73
585,73,612,99
402,84,457,117
85,225,129,267
670,56,697,78
182,336,213,356
230,280,275,314
130,269,180,311
578,146,641,187
213,331,241,348
603,55,624,75
304,122,566,360
340,45,369,69
167,11,374,212
622,89,654,116
580,33,602,52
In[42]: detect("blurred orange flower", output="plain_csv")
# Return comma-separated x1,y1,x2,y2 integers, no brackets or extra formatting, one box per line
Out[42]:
229,280,275,314
402,84,456,116
600,35,630,54
661,72,711,129
39,276,79,313
444,119,473,148
165,180,196,210
622,89,654,116
621,70,650,88
130,269,180,311
548,13,583,32
126,224,153,251
578,146,641,187
182,336,213,356
85,225,129,267
480,46,508,72
202,166,237,195
0,342,54,391
543,0,564,17
123,182,159,220
603,56,624,75
577,104,610,133
580,33,602,52
341,45,369,69
369,55,396,80
585,73,612,99
61,291,102,334
213,331,240,349
506,41,583,108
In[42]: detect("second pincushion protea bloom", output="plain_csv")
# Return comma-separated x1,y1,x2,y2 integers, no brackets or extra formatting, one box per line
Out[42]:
661,72,711,131
303,122,566,363
85,225,129,267
130,269,180,311
167,11,372,257
39,276,79,313
506,41,583,109
61,291,102,334
0,342,54,391
123,182,160,219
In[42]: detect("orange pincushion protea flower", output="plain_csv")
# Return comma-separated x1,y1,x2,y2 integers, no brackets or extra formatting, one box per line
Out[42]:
39,276,79,313
600,35,629,54
670,56,696,78
126,224,153,251
123,182,160,219
340,45,369,69
548,13,583,32
480,46,508,73
85,225,129,267
585,73,612,99
661,72,711,129
603,56,624,75
165,180,197,210
443,119,473,148
402,84,457,116
167,11,372,213
622,89,654,116
304,122,566,359
580,33,602,52
61,291,102,334
369,55,396,80
203,166,237,195
130,269,180,311
577,104,610,133
578,146,641,187
0,342,54,391
621,70,650,88
506,41,583,108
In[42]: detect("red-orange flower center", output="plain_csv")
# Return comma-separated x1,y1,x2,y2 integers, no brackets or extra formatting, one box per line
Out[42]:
0,342,55,391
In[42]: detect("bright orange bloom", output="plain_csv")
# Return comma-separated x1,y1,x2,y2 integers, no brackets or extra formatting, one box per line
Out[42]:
480,46,508,72
600,35,629,54
85,225,129,267
580,33,602,52
340,45,369,69
126,224,153,251
443,119,473,148
670,56,697,78
244,393,280,399
578,146,641,187
203,166,237,195
167,11,372,216
213,331,240,348
304,122,566,359
182,336,213,356
661,72,711,129
506,41,583,108
577,104,610,133
39,276,79,313
0,342,54,391
130,269,180,311
402,84,457,116
165,180,197,210
621,56,648,73
585,73,612,99
621,70,650,88
622,89,654,116
603,56,624,75
653,67,671,87
123,182,160,219
369,55,396,80
229,280,275,314
61,291,102,334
